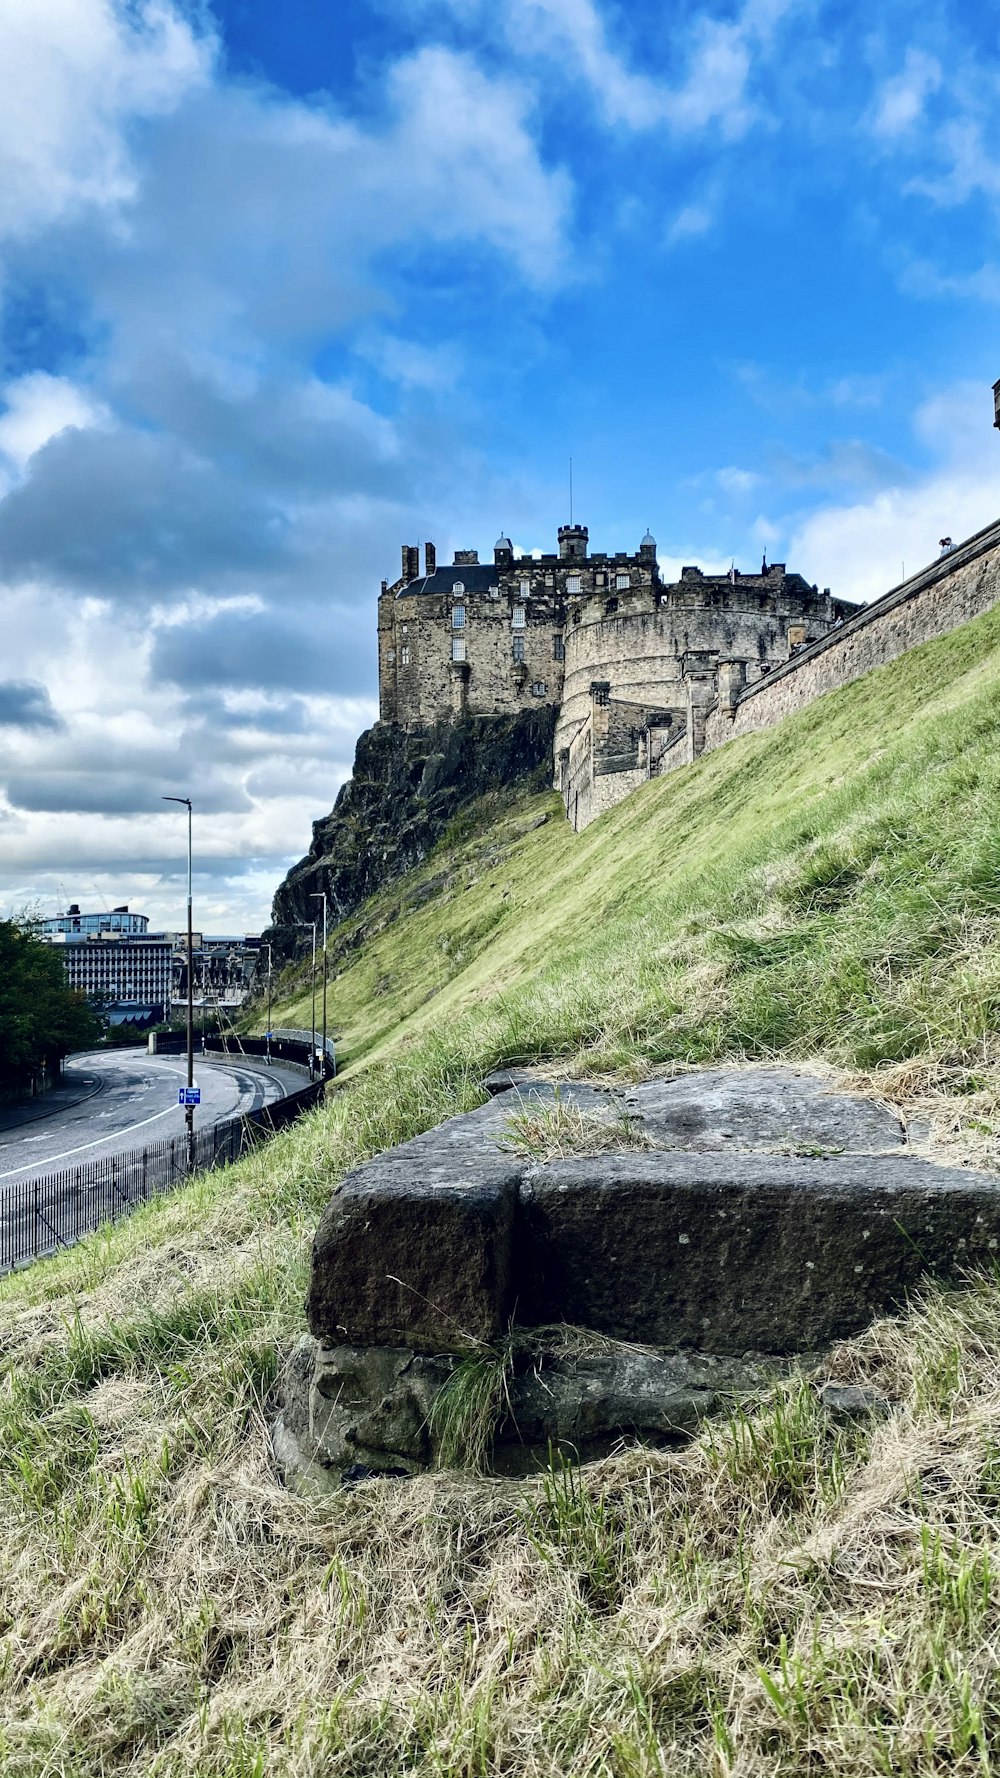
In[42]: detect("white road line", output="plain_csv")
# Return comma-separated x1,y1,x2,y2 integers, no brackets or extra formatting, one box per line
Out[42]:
0,1102,184,1179
0,1057,290,1182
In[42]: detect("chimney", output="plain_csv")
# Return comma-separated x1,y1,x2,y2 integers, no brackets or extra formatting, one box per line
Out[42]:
401,544,420,584
454,549,479,566
424,541,436,576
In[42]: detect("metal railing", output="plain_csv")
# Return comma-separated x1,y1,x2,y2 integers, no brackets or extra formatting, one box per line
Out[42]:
0,1078,325,1274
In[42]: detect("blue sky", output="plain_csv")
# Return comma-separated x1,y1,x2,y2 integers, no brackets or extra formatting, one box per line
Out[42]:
1,0,999,930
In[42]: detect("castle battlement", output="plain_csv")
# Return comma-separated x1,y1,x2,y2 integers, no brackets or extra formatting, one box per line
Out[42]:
376,523,853,826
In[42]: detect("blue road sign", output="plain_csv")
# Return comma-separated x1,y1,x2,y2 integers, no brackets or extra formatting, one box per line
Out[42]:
178,1087,201,1106
265,1030,273,1040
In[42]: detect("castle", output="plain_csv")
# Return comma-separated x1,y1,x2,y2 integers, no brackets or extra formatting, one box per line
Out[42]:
378,524,856,828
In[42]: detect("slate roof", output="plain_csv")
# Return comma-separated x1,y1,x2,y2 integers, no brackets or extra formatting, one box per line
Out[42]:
397,565,501,598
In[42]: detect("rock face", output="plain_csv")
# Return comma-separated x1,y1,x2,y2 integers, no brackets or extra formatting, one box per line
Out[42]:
265,708,557,956
276,1066,998,1491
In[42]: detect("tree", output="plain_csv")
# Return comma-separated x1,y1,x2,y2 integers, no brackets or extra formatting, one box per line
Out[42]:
0,920,101,1090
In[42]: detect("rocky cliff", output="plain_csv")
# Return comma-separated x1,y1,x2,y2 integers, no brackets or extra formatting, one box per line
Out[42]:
266,709,557,955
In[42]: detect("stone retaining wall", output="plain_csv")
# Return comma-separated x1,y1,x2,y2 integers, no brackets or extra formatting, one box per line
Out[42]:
704,517,1000,752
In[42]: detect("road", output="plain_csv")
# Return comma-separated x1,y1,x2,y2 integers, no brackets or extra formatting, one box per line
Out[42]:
0,1047,307,1191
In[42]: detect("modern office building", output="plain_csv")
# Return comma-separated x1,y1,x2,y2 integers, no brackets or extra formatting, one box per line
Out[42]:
43,931,173,1025
40,903,149,938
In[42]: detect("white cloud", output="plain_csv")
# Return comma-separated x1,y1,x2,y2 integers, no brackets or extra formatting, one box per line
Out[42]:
789,382,1000,603
871,48,942,140
0,0,213,238
0,373,110,471
666,201,715,245
428,0,794,140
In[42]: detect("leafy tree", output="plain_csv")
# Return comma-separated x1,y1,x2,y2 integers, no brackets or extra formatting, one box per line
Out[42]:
0,920,101,1087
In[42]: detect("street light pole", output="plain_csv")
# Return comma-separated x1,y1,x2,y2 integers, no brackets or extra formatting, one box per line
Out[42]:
163,794,195,1170
311,891,328,1078
265,941,273,1065
309,919,317,1080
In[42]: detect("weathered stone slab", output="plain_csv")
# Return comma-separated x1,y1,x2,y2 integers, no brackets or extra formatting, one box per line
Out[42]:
624,1067,903,1154
307,1139,521,1350
518,1151,1000,1352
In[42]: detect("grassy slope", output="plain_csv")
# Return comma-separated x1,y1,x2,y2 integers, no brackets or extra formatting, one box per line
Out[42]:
6,609,1000,1773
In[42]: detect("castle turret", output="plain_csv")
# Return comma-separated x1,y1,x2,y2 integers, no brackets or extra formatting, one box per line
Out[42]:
640,529,656,563
558,524,589,561
494,533,513,567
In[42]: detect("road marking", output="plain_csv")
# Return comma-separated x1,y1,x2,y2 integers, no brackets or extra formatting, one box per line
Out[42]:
0,1056,289,1182
0,1102,186,1179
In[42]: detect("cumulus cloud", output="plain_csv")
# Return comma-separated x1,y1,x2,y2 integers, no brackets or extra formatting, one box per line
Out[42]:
789,383,1000,603
0,0,213,239
0,371,109,469
0,3,573,927
150,607,373,695
0,680,62,729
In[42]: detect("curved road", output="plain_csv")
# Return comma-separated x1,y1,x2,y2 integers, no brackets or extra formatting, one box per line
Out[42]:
0,1048,307,1191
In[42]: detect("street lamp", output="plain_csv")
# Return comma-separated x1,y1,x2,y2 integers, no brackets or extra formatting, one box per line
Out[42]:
163,794,195,1170
309,919,317,1079
311,890,328,1079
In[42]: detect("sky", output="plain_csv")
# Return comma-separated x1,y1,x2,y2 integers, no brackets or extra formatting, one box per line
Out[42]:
1,0,1000,934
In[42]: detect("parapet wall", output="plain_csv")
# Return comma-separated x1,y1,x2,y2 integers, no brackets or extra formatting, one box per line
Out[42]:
704,517,1000,754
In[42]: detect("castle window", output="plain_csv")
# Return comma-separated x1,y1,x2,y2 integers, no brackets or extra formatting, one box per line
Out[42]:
512,634,525,663
401,644,410,665
531,681,548,696
489,586,500,598
512,605,526,629
452,580,465,594
401,622,409,635
616,573,630,590
387,649,396,665
452,605,465,628
451,636,466,662
566,575,581,597
520,579,530,598
553,634,565,661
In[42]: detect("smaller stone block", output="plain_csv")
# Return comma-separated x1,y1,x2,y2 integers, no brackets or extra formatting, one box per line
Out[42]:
307,1141,520,1351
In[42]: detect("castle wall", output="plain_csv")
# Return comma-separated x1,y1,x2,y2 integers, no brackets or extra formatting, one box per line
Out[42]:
702,518,1000,756
554,572,844,760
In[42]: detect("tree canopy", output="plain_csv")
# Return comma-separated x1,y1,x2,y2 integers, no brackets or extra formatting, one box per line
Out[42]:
0,921,100,1085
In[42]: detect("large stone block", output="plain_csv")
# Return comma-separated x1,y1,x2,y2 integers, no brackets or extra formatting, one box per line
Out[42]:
624,1067,903,1155
307,1137,521,1351
518,1151,1000,1353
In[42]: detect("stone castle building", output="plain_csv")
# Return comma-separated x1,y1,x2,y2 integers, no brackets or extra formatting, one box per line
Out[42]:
377,523,856,828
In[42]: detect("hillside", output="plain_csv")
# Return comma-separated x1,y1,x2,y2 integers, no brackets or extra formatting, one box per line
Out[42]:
6,605,1000,1773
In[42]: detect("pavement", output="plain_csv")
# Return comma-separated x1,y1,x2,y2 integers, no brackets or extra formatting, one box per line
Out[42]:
0,1047,307,1191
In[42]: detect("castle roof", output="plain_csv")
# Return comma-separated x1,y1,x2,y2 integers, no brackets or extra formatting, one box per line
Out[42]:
398,564,499,597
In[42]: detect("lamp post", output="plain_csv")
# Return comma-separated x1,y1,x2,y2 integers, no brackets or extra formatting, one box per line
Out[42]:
309,919,317,1079
311,890,328,1079
162,794,195,1170
265,941,273,1065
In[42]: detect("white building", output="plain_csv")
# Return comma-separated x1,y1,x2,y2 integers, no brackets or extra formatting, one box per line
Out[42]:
40,905,171,1025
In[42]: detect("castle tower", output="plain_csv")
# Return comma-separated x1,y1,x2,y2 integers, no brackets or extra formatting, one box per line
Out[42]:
558,524,589,561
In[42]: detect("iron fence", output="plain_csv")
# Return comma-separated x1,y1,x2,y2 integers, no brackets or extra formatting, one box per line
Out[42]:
0,1079,325,1274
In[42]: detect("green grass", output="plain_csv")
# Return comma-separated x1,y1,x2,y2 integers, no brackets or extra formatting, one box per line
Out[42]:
263,602,1000,1096
6,605,1000,1770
